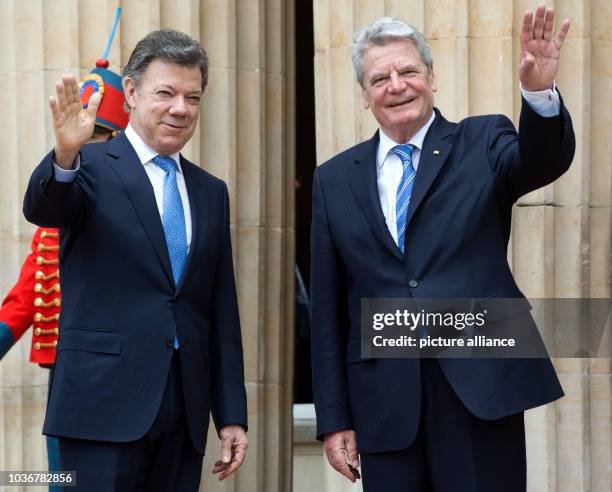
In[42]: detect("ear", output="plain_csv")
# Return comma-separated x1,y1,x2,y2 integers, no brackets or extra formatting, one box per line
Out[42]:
429,67,438,93
123,77,137,110
361,87,370,110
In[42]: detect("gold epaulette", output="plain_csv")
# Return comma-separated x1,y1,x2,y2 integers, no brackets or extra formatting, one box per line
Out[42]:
34,341,58,350
35,270,59,281
34,298,61,308
34,327,59,336
38,243,59,252
34,312,60,322
40,231,59,239
36,256,59,266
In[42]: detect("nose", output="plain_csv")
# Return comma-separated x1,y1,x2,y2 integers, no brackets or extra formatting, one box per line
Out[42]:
169,96,188,117
388,71,403,93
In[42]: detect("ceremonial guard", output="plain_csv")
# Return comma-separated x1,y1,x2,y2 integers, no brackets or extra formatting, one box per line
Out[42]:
0,227,61,364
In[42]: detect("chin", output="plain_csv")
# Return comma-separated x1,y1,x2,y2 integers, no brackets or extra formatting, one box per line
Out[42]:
401,107,427,121
155,141,182,156
390,116,419,128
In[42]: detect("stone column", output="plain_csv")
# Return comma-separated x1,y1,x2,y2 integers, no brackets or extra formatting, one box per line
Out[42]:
312,1,611,491
0,1,295,491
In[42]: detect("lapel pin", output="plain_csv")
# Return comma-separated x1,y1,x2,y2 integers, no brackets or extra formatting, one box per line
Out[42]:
433,150,440,155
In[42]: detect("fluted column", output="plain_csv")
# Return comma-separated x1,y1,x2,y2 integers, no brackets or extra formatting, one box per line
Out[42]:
0,1,294,491
313,1,611,491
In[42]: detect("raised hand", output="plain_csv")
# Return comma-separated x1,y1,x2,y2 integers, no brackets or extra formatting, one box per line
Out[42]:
519,5,570,91
50,75,101,169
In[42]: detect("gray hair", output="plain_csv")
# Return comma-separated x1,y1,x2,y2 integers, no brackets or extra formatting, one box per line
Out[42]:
351,17,433,87
123,29,209,92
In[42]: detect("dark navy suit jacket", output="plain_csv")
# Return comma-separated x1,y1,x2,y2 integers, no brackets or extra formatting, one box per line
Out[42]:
310,99,575,453
23,132,247,455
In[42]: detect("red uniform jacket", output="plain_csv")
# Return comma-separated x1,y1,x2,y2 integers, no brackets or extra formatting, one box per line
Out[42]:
0,227,60,365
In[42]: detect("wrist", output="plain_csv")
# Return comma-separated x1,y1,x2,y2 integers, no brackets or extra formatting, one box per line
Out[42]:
521,82,554,93
53,147,79,170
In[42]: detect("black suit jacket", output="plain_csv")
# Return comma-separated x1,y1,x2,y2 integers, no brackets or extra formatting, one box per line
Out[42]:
23,132,247,454
310,99,575,453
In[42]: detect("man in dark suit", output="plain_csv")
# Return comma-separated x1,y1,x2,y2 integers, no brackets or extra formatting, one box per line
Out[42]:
311,6,574,491
23,30,247,491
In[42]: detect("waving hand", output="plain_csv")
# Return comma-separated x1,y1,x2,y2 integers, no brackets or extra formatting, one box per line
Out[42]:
519,5,570,91
50,75,101,168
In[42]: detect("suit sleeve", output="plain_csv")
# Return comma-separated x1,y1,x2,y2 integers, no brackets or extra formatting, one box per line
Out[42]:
0,231,40,359
210,183,248,433
23,150,96,228
310,167,354,440
488,93,575,203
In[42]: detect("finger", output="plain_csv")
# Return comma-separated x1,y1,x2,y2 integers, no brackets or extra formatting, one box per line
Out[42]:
86,92,102,119
520,11,534,42
218,455,244,481
232,444,247,467
554,19,570,49
218,462,239,480
346,447,360,469
543,7,554,41
345,431,360,468
326,449,356,482
220,436,233,464
336,463,357,482
533,5,546,39
212,459,229,474
68,76,80,107
55,79,68,111
62,75,77,107
217,444,247,480
49,96,59,118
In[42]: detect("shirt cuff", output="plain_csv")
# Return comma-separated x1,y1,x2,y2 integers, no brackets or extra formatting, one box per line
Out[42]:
520,82,560,118
53,154,80,182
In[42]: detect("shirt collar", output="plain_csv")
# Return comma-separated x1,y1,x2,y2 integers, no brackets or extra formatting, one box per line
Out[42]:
124,123,182,173
377,111,436,168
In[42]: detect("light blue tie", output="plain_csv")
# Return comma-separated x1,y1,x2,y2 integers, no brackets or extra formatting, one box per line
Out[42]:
153,155,187,349
391,144,416,254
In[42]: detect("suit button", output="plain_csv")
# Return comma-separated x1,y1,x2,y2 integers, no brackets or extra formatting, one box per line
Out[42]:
166,338,174,348
409,279,418,288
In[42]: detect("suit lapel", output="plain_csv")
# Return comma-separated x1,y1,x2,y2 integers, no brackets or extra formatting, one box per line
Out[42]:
405,109,455,228
106,133,174,287
175,157,208,294
349,132,403,261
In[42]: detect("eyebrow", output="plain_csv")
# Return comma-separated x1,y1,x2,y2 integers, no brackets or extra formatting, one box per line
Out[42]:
396,63,420,72
369,63,421,83
154,84,202,96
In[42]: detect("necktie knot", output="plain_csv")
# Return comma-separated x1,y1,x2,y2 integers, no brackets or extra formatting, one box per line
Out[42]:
390,144,416,164
153,155,177,175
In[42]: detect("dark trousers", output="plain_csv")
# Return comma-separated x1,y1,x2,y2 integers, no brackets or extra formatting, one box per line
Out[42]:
58,352,203,492
361,358,526,492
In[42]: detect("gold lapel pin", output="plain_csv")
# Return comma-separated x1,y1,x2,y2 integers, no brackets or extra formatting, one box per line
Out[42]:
433,150,440,155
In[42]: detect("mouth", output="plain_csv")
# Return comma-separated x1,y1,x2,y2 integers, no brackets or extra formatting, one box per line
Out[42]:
161,122,187,130
388,97,417,108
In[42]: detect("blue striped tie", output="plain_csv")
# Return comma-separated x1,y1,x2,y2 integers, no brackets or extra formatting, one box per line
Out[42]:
391,144,416,254
153,155,187,349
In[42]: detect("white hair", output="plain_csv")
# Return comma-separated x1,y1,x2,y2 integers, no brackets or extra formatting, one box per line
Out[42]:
351,17,433,87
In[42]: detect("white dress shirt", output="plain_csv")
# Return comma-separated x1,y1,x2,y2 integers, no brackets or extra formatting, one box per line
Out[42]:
377,112,435,243
53,123,192,249
377,86,561,245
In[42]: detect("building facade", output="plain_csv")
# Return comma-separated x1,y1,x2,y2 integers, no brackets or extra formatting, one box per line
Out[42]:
0,1,610,491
